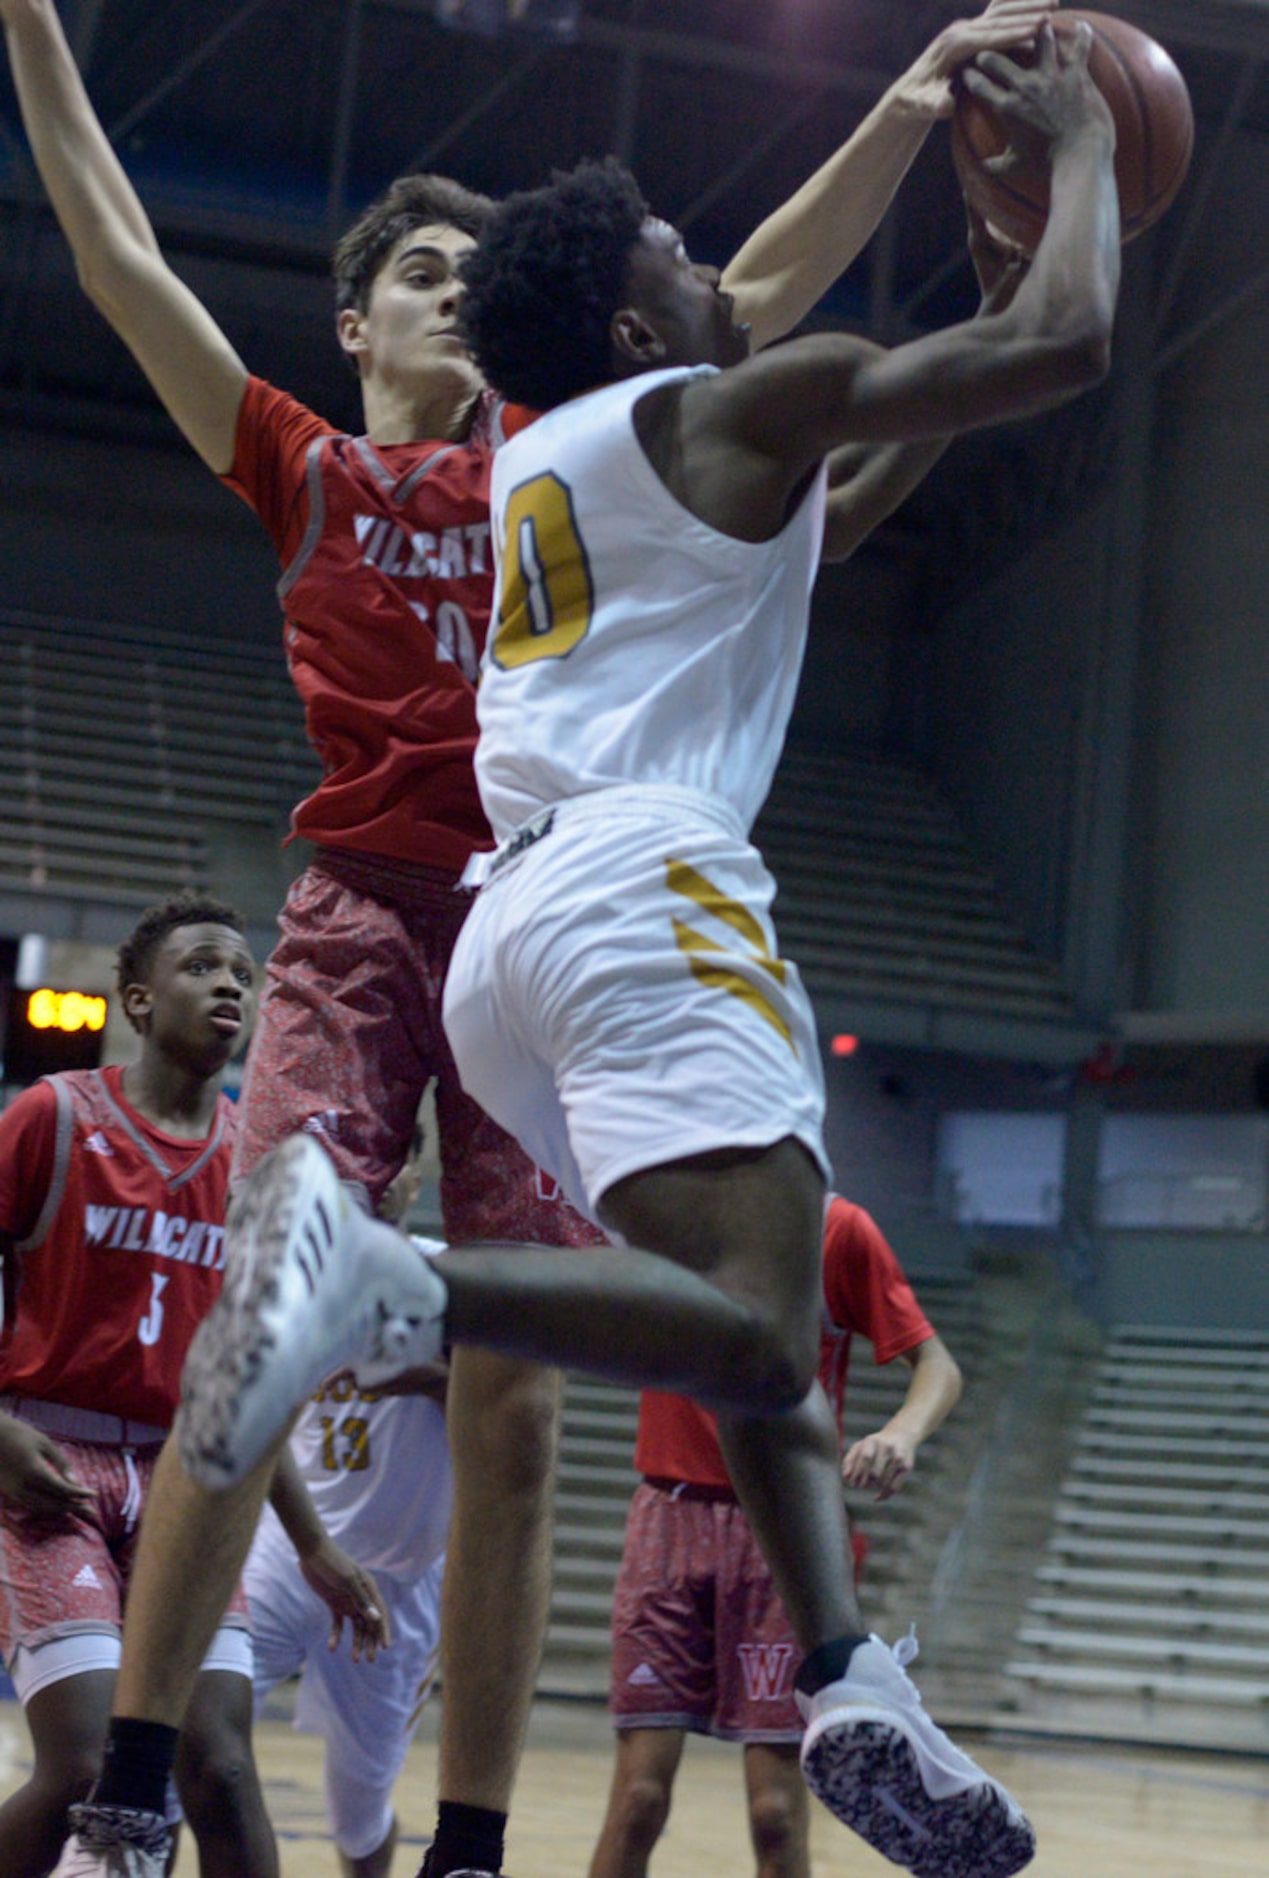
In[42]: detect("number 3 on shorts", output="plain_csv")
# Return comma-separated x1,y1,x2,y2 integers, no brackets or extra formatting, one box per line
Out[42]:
492,472,595,668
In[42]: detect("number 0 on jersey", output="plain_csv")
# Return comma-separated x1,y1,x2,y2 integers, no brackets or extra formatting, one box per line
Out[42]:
493,472,595,667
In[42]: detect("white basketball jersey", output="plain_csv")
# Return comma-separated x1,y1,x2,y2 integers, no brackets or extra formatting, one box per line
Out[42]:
476,365,827,841
284,1236,451,1578
287,1388,451,1580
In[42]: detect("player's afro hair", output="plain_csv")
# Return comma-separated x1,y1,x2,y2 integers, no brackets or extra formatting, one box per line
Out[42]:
116,891,246,1001
459,157,649,411
333,173,496,315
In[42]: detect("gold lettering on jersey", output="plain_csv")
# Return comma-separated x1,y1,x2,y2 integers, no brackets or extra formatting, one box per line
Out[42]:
667,859,795,1049
493,472,594,667
318,1412,373,1473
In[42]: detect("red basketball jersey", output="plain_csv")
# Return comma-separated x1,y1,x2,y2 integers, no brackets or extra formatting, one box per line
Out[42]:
0,1067,236,1427
225,377,531,872
635,1197,934,1489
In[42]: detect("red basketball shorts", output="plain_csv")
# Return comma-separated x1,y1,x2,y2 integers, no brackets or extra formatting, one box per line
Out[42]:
609,1480,807,1743
0,1437,248,1670
234,852,603,1248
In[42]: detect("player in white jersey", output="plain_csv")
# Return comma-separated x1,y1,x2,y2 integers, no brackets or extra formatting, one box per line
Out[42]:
243,1126,452,1878
459,353,832,1211
177,27,1118,1878
245,1365,450,1878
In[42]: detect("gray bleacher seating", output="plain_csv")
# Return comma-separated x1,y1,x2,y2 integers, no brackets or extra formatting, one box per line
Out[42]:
1006,1324,1269,1748
0,610,318,906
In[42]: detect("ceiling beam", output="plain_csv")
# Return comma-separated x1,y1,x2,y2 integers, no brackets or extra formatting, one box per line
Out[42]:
104,0,275,145
371,0,892,100
326,0,366,240
65,0,108,72
370,0,1269,73
402,47,547,171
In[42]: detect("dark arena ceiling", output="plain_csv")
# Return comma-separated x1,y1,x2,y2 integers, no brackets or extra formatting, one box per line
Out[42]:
1,0,1267,539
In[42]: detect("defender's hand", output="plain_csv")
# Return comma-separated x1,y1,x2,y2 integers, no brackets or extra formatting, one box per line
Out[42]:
895,0,1059,121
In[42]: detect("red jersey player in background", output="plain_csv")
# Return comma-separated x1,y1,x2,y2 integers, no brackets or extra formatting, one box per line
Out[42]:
0,893,272,1878
0,4,1059,1873
0,895,385,1878
589,1199,963,1878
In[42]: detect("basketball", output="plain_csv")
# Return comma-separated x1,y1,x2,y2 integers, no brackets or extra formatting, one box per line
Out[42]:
951,10,1195,253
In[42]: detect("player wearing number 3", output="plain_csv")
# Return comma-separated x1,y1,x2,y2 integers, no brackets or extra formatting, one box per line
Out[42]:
0,895,278,1877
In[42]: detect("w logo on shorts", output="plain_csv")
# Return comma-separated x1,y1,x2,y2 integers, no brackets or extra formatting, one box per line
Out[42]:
738,1641,795,1702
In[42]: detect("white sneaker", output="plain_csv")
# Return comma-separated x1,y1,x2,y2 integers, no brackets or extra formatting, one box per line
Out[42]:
179,1135,448,1488
799,1630,1036,1878
54,1803,171,1877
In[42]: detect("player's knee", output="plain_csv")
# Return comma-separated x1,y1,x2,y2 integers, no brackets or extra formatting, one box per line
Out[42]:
612,1766,673,1855
733,1308,818,1412
28,1741,99,1816
748,1785,806,1867
453,1356,562,1500
326,1762,394,1865
174,1712,256,1829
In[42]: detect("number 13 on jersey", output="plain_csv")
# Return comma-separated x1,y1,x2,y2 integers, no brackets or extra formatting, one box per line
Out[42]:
492,472,595,668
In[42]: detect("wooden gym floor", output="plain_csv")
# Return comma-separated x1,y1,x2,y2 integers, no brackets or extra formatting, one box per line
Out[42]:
5,1693,1263,1877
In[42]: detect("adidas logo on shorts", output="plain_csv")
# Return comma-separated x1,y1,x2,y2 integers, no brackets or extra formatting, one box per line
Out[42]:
627,1662,663,1689
72,1564,103,1588
83,1131,114,1156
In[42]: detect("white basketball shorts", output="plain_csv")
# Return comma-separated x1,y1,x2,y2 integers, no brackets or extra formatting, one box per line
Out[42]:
244,1503,442,1799
444,784,829,1221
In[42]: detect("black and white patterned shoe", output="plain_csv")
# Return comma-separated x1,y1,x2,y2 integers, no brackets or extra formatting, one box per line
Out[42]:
55,1802,171,1878
180,1134,448,1487
799,1630,1036,1878
417,1850,503,1877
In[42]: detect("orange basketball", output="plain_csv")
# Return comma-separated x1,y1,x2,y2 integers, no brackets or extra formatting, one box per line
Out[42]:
951,10,1195,253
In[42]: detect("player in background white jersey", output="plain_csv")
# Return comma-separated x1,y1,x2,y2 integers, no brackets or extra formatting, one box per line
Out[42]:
244,1139,453,1878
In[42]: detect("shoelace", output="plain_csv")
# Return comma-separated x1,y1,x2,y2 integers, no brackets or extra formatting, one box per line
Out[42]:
891,1623,921,1673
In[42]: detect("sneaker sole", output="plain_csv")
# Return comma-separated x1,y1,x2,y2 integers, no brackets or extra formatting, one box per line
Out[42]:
179,1138,340,1488
801,1712,1036,1878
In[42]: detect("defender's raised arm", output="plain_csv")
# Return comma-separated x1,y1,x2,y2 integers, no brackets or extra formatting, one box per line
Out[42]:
722,0,1059,350
1,0,247,471
682,23,1118,541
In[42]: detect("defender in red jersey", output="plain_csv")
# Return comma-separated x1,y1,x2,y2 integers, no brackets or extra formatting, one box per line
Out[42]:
1,3,1060,1872
0,895,272,1878
589,1199,962,1878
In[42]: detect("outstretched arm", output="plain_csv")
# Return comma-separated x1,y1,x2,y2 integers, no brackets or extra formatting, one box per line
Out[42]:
841,1332,962,1501
0,0,247,471
663,25,1117,544
722,0,1058,350
819,213,1031,561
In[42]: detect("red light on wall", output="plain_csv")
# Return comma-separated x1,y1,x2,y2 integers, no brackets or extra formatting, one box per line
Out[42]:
831,1034,859,1057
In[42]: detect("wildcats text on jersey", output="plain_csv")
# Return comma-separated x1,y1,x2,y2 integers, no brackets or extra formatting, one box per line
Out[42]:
354,514,492,581
83,1205,226,1268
